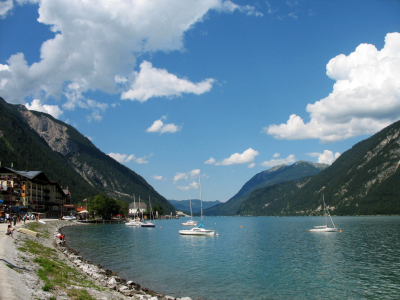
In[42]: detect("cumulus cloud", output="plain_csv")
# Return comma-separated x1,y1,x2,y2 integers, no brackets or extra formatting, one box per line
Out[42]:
205,157,216,164
308,150,340,165
260,154,296,168
0,0,13,18
0,0,259,119
135,153,153,164
108,153,136,163
121,61,215,102
174,169,200,183
173,169,201,190
25,99,63,119
209,148,260,166
176,181,199,191
264,32,400,142
146,116,181,134
108,152,153,164
152,175,165,180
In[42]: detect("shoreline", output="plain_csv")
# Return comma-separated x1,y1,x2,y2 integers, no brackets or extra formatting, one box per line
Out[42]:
0,219,192,300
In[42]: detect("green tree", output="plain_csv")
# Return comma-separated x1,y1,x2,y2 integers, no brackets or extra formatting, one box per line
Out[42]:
154,204,163,216
116,200,128,217
90,193,120,220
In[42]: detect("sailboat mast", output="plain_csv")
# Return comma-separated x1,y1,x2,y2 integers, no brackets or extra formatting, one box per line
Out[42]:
199,175,203,222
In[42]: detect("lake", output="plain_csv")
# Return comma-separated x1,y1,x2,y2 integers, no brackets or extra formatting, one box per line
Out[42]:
62,216,400,299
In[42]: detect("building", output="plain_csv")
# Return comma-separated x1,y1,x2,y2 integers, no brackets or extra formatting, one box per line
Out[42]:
128,201,147,217
0,166,71,218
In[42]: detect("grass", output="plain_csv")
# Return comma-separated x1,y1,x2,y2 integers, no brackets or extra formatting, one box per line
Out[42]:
25,222,50,238
20,222,97,299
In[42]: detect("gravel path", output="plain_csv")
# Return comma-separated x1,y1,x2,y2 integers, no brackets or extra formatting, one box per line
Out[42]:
0,219,188,300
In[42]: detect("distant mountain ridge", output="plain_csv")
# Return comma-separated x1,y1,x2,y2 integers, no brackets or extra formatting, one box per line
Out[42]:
232,120,400,216
204,161,328,216
0,97,175,214
168,199,222,214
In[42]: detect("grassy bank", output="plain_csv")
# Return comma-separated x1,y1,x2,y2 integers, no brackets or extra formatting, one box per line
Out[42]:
13,221,124,300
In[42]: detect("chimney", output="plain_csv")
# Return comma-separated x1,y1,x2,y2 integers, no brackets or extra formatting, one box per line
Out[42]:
11,162,13,168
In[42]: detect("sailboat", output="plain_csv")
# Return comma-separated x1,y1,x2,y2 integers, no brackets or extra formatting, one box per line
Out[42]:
308,195,338,232
141,196,156,228
125,194,142,226
179,176,215,236
181,196,198,226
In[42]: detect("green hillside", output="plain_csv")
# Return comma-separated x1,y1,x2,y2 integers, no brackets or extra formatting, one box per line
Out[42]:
237,120,400,216
204,161,327,216
0,98,175,214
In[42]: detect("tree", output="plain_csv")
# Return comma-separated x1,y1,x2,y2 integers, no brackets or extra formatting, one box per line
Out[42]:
154,204,163,216
116,200,128,217
90,193,120,220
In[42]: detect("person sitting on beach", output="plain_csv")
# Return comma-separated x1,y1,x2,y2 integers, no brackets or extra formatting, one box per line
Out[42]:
6,225,14,238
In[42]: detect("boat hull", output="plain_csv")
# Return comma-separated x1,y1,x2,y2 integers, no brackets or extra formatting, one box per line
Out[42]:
125,221,142,226
141,223,155,228
179,229,215,236
308,228,338,232
181,221,198,226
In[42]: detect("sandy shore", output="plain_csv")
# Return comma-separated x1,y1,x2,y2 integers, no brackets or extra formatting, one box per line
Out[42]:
0,219,191,300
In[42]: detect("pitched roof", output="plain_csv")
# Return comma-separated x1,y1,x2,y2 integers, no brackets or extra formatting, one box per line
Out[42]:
129,202,147,209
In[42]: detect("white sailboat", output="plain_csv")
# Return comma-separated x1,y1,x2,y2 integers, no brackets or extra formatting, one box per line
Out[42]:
125,194,142,226
179,176,215,236
181,196,198,226
141,196,155,228
308,195,338,232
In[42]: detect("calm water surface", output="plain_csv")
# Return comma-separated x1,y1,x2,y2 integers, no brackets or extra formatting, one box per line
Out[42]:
63,216,400,299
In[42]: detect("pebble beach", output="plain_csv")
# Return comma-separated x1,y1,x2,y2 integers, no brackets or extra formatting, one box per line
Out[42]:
0,219,192,300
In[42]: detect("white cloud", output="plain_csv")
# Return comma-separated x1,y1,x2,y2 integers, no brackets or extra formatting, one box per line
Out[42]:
25,99,63,119
0,0,259,117
174,169,201,190
152,175,164,180
135,153,153,164
273,153,280,158
0,0,13,18
308,150,340,165
146,115,181,134
213,148,260,166
248,163,256,168
121,61,215,102
174,169,200,183
108,153,136,163
176,181,199,191
264,32,400,142
205,157,216,164
108,152,153,164
260,154,296,168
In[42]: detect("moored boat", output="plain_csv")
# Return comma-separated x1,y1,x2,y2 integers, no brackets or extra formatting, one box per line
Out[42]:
179,175,215,236
308,195,338,232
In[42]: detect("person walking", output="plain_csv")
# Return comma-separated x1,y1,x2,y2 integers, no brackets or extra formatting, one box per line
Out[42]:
13,214,17,226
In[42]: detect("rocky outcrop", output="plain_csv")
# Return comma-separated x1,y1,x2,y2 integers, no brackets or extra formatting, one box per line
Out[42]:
20,110,79,156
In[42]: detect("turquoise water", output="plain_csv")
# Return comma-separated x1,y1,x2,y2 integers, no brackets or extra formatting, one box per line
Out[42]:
63,216,400,299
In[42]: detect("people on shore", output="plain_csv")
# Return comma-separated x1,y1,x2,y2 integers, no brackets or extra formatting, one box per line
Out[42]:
6,225,14,238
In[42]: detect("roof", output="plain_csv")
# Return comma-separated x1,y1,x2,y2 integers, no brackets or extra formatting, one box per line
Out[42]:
0,167,43,180
129,202,147,209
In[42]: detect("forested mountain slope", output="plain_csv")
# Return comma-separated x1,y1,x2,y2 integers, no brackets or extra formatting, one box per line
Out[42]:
0,97,175,214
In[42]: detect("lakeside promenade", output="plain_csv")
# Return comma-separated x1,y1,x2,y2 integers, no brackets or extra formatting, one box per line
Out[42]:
0,219,191,300
0,218,37,299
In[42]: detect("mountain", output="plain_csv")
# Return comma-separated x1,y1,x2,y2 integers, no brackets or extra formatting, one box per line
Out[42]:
237,120,400,216
204,161,328,216
168,199,222,214
0,97,175,214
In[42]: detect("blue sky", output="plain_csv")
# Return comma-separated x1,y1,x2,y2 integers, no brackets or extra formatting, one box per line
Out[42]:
1,0,399,202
